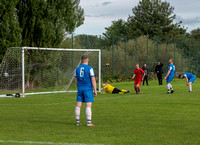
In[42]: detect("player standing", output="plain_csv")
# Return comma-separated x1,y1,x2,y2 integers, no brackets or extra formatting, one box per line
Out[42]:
132,63,145,94
179,73,196,92
142,64,149,86
74,55,97,126
164,59,175,94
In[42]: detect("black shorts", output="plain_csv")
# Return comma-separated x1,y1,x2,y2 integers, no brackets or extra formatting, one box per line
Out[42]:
112,88,122,94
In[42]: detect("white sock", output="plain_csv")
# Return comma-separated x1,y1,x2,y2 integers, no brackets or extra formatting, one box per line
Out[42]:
167,85,170,92
75,107,80,123
86,107,92,124
189,85,192,91
169,84,173,90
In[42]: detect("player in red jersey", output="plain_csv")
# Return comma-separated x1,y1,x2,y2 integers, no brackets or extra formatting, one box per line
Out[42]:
132,63,145,94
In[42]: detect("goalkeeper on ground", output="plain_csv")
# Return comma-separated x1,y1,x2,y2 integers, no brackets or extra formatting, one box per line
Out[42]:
102,84,130,94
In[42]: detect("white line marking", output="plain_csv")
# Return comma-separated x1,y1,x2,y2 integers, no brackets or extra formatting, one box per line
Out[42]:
0,140,104,145
0,92,162,106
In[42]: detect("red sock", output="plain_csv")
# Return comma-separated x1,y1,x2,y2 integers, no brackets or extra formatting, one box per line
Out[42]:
134,87,137,93
138,87,140,91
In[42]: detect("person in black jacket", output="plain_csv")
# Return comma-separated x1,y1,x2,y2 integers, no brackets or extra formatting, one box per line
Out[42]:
155,62,163,85
142,64,149,86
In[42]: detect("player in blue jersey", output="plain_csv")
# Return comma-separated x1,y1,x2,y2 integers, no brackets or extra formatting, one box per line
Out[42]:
179,73,196,92
164,59,175,94
74,55,97,127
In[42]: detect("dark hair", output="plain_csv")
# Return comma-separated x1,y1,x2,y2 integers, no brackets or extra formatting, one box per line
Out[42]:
82,55,88,60
179,74,182,78
81,55,89,63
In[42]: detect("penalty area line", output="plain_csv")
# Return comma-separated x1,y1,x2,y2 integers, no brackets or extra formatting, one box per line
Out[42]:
0,140,104,145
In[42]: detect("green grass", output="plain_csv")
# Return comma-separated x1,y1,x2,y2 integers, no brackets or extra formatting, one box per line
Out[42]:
0,79,200,145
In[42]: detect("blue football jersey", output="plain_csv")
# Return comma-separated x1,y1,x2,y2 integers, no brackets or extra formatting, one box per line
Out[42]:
183,73,195,79
168,64,175,77
74,64,95,90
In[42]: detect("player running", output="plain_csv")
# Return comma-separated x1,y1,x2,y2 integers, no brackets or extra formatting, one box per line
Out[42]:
132,63,145,94
179,73,196,92
74,55,97,127
164,59,175,94
102,84,130,94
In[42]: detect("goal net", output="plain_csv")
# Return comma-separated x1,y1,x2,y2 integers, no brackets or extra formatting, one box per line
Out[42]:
0,47,101,97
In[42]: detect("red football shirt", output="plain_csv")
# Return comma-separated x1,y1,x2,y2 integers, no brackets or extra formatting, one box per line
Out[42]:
134,68,145,80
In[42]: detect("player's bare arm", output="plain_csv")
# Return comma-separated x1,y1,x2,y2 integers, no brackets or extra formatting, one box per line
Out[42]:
75,77,77,85
164,70,171,79
100,88,107,94
132,74,136,80
91,76,97,96
185,77,189,85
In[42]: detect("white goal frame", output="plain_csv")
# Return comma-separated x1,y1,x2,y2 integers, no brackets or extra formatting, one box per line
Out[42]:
9,47,101,97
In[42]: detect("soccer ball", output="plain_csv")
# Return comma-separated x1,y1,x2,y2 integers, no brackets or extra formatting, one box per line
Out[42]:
15,93,21,98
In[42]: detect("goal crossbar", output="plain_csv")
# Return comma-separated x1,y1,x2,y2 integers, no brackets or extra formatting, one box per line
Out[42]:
10,47,101,52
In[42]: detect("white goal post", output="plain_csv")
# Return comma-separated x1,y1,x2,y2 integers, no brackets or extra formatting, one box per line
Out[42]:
0,47,101,97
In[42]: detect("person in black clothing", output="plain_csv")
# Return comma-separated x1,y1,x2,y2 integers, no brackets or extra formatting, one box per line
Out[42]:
155,62,163,85
142,64,149,86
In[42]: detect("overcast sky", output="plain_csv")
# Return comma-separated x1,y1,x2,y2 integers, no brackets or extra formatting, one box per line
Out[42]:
74,0,200,35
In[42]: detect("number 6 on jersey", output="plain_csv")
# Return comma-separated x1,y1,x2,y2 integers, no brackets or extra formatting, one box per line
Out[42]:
80,67,84,77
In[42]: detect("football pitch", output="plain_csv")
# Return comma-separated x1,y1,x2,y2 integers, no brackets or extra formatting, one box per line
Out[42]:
0,79,200,145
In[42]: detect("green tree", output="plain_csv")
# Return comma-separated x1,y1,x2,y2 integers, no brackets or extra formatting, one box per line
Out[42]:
127,0,186,38
0,0,21,62
190,28,200,39
103,19,127,45
16,0,84,47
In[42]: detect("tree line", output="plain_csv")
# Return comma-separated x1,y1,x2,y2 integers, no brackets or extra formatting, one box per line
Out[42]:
1,0,200,63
